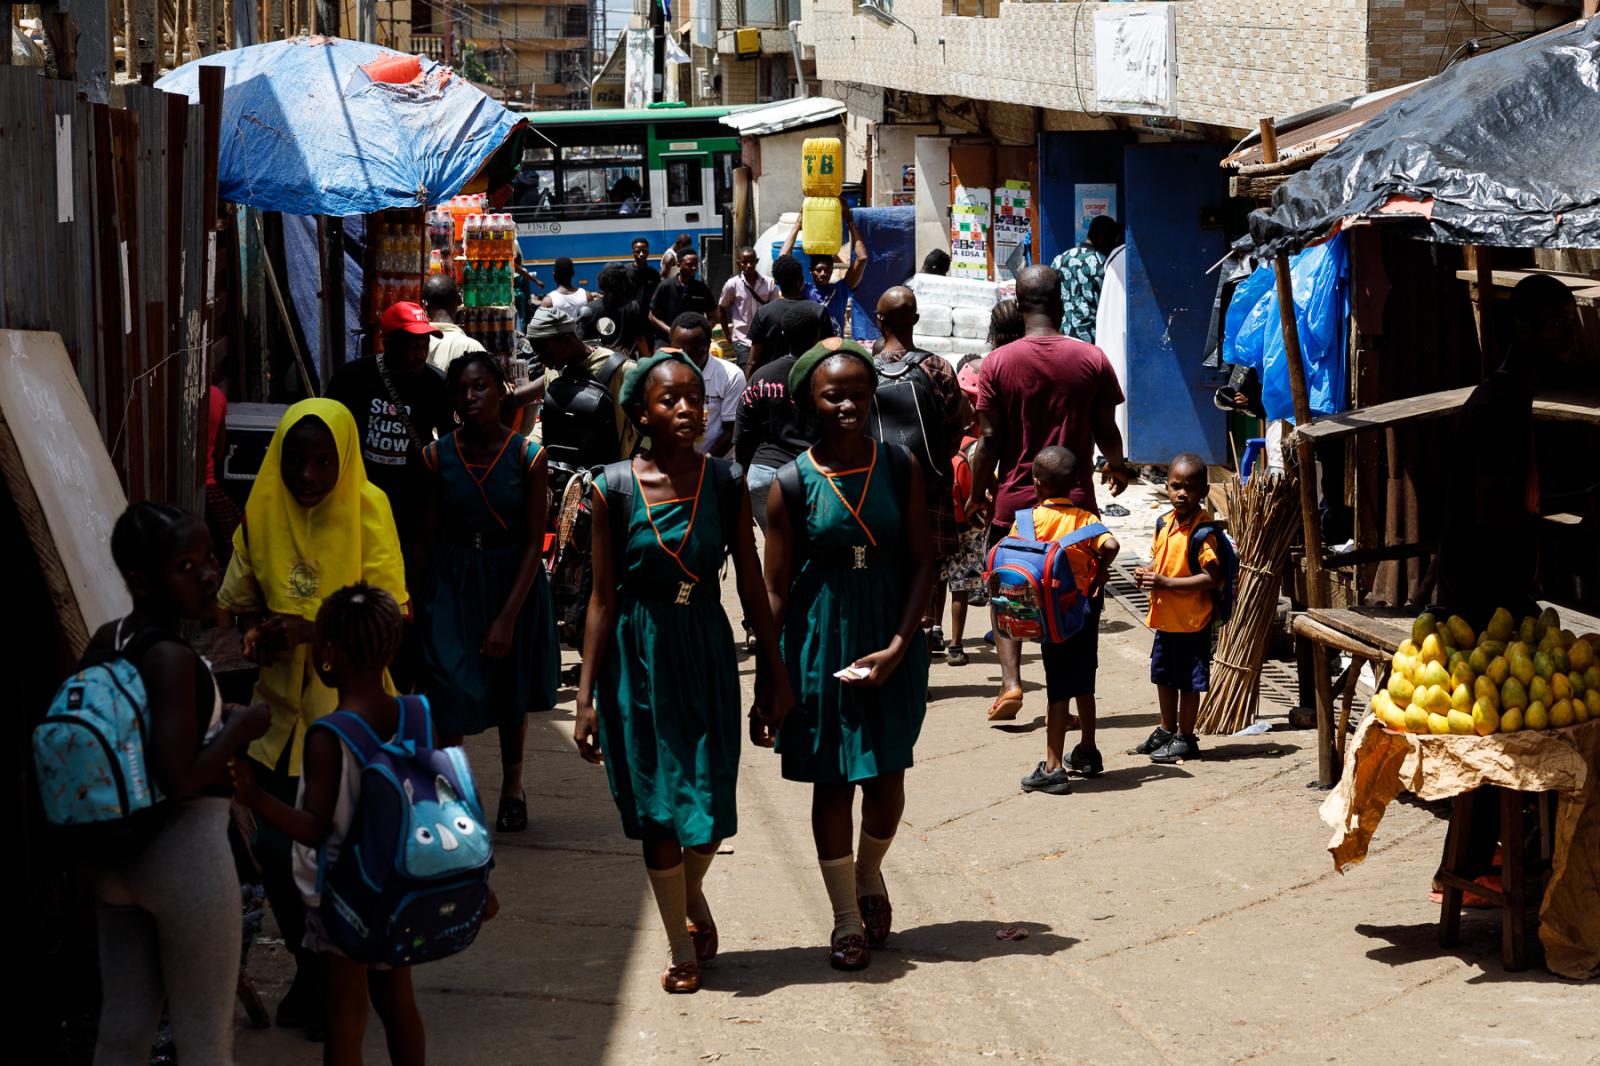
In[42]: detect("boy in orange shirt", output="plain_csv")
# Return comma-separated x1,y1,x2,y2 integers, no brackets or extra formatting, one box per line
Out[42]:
1133,453,1220,764
1016,447,1120,795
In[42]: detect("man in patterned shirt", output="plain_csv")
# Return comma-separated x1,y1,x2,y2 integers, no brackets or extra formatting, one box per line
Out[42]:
1050,215,1123,344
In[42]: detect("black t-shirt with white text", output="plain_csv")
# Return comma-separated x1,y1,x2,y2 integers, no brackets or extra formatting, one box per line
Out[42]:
326,355,452,545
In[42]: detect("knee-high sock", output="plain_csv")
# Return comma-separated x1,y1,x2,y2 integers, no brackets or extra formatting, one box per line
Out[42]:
855,829,895,896
682,847,716,927
819,855,864,941
646,865,697,966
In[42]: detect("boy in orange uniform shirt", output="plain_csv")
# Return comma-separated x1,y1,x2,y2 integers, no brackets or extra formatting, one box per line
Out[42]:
1133,453,1220,764
1016,447,1120,795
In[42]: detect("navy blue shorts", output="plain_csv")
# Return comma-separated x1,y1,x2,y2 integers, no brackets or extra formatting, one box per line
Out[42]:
1151,629,1211,693
1040,597,1101,702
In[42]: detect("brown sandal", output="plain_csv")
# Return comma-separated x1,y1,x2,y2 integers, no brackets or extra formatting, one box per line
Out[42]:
687,921,719,962
987,688,1024,721
828,932,870,971
859,882,892,948
661,960,701,993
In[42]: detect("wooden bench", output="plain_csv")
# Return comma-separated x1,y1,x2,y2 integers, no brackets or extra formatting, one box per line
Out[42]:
1291,607,1413,780
1436,787,1556,972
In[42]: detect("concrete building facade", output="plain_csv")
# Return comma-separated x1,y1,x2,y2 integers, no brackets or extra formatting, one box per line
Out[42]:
413,0,592,108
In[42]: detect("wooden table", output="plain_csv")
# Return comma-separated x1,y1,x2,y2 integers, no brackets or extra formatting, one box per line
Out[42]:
1292,607,1414,784
1296,388,1600,444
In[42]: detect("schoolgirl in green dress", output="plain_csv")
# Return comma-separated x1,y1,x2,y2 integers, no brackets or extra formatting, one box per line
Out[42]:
763,337,934,972
574,349,792,994
419,352,559,833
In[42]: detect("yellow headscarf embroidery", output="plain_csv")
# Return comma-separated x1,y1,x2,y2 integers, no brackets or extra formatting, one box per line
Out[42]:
235,398,408,619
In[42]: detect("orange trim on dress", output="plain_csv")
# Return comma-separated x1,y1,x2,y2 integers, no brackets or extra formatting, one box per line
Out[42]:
637,457,707,584
805,445,878,546
453,432,517,531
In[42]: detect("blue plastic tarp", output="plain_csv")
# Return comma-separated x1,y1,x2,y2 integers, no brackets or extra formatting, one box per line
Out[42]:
1223,233,1349,424
157,37,521,216
845,206,916,342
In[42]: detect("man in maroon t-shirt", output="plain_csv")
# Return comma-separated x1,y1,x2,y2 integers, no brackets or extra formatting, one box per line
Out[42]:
969,264,1132,722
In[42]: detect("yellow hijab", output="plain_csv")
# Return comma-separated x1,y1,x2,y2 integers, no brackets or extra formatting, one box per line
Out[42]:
235,398,408,619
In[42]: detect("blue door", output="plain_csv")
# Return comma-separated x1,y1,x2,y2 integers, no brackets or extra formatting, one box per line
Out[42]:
1122,144,1230,466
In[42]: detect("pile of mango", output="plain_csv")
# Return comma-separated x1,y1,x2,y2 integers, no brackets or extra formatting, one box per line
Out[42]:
1371,608,1600,736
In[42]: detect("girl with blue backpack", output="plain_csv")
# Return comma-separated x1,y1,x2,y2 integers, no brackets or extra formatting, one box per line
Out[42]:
762,338,934,972
71,503,270,1064
232,582,496,1065
574,349,791,994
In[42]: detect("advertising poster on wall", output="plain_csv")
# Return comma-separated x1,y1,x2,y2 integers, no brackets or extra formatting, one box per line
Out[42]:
993,179,1032,281
950,186,991,280
624,29,654,110
1074,183,1117,244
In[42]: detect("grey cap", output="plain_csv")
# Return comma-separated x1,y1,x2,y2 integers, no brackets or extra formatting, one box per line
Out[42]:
525,306,579,340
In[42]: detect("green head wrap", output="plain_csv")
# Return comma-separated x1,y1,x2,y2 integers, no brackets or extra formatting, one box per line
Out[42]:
618,347,703,412
787,337,877,410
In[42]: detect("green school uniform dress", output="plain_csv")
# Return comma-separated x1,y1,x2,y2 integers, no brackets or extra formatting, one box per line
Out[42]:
777,443,929,783
421,432,560,737
594,460,742,845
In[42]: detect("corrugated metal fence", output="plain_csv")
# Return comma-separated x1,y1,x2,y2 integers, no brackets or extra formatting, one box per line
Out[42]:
0,65,222,514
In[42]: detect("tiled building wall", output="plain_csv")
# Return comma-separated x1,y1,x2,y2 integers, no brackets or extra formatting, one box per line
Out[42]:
802,0,1373,131
1366,0,1570,87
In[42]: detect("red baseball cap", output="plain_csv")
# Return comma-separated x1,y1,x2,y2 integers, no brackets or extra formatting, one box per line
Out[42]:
379,301,443,337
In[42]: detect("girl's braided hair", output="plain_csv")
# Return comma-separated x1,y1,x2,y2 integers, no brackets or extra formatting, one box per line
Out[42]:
315,582,404,670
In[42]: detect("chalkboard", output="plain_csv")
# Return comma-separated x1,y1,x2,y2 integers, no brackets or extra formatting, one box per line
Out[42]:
0,330,132,655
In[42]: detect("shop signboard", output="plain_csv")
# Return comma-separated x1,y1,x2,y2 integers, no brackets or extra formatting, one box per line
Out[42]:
1074,182,1117,244
951,185,990,280
993,179,1032,281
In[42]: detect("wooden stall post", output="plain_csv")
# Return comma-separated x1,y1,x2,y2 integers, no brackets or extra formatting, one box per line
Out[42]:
1260,117,1339,787
1465,244,1494,377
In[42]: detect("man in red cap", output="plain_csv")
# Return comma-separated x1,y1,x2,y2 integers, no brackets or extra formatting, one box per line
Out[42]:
326,301,452,555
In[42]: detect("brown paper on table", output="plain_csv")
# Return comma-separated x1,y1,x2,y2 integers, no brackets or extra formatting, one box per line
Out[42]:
1320,716,1600,980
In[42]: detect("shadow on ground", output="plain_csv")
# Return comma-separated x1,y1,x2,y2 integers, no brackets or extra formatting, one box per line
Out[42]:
1353,919,1576,984
708,920,1080,996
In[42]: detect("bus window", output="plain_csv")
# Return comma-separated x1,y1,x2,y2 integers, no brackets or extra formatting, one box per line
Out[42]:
713,151,737,211
666,158,704,207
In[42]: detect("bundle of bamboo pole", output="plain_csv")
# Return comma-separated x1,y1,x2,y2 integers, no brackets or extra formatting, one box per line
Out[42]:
1196,467,1301,735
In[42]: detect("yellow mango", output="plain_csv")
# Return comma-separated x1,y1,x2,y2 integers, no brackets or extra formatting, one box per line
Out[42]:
1446,615,1475,649
1392,653,1417,682
1450,683,1473,714
1474,676,1501,708
1472,699,1500,736
1419,661,1451,689
1388,673,1415,708
1427,712,1452,735
1450,662,1475,689
1500,706,1524,733
1468,648,1490,675
1529,676,1552,706
1501,677,1528,710
1446,709,1475,735
1584,665,1600,691
1486,656,1510,686
1551,673,1573,702
1551,699,1575,728
1486,607,1514,643
1518,617,1538,645
1510,650,1535,686
1397,639,1419,659
1404,705,1430,734
1422,685,1452,715
1419,634,1447,666
1526,701,1550,731
1586,689,1600,717
1576,700,1591,725
1411,612,1437,648
1568,637,1594,671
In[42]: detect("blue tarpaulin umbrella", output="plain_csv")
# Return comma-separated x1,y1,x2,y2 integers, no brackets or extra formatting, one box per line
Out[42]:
157,36,524,216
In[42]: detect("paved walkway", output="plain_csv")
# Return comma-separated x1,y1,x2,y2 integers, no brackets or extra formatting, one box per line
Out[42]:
236,506,1598,1064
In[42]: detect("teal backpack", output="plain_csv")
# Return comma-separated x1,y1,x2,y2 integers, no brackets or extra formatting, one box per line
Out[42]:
34,620,168,832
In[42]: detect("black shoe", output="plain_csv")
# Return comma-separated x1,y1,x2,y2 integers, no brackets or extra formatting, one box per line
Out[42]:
1067,744,1103,776
496,794,529,833
928,625,947,653
1130,726,1175,756
1149,733,1200,764
946,644,969,666
1020,761,1072,795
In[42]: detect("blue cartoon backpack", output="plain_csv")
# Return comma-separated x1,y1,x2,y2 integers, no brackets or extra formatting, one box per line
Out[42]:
1153,514,1240,626
33,621,170,840
985,511,1107,644
314,695,493,967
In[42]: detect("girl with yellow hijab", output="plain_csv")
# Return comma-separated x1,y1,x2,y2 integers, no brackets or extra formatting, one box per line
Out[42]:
218,398,407,1033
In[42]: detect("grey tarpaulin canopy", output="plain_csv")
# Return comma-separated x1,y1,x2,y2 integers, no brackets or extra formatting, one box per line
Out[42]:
1249,17,1600,257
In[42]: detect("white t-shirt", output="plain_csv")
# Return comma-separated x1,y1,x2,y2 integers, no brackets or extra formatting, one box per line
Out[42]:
292,739,373,907
697,354,747,455
426,321,486,373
